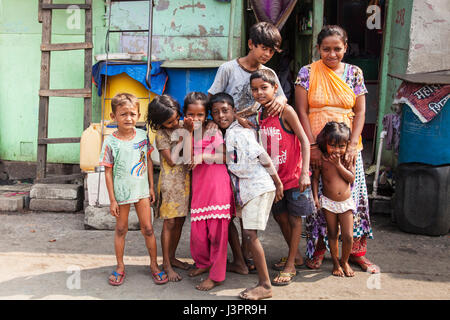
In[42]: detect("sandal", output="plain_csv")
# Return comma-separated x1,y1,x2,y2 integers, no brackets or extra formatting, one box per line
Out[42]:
108,270,125,286
246,258,257,274
271,271,296,286
306,251,325,269
152,270,169,285
272,257,304,271
350,256,380,274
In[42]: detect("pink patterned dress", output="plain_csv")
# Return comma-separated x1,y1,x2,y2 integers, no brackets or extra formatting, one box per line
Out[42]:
190,130,235,282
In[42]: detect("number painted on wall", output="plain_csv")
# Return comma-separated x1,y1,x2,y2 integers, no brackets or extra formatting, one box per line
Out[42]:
395,8,405,26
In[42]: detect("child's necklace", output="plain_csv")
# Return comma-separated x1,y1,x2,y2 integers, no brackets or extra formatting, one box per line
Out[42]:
237,58,261,73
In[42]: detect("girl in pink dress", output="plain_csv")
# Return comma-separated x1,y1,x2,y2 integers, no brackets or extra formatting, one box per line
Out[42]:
183,92,235,291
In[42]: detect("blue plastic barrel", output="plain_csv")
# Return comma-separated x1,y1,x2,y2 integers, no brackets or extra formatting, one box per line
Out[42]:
399,98,450,165
163,67,218,117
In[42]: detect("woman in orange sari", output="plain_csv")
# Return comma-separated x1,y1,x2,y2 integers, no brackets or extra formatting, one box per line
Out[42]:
295,25,379,273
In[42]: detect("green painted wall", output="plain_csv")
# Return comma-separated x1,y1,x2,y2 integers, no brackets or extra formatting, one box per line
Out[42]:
0,0,242,164
0,0,105,164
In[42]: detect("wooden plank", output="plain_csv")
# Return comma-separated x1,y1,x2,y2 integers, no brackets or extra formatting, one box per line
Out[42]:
37,0,53,180
38,0,43,23
84,0,93,130
41,42,93,51
35,173,84,184
39,89,92,98
38,138,81,144
41,4,91,9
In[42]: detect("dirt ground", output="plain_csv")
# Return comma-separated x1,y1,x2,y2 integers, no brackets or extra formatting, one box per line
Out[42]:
0,210,448,301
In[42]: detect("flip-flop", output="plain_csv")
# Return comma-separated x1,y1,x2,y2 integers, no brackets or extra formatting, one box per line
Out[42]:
271,271,296,286
108,270,125,286
245,258,258,274
152,271,169,285
272,257,304,271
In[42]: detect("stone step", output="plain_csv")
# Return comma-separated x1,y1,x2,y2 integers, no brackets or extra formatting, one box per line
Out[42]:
29,198,82,212
0,184,32,193
0,192,27,212
30,183,83,200
84,205,142,230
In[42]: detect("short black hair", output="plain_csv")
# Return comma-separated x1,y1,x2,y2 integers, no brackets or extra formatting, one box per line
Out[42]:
249,22,282,53
317,25,348,46
183,92,208,116
146,94,180,131
316,121,351,155
208,92,235,114
250,69,277,87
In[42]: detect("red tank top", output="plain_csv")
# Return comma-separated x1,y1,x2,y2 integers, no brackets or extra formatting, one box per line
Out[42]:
258,109,302,191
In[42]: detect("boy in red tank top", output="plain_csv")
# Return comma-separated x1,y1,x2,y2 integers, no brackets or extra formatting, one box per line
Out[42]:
251,69,315,286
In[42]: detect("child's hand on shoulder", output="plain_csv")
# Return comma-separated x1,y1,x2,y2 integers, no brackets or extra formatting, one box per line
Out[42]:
110,200,120,217
205,119,218,133
265,95,287,117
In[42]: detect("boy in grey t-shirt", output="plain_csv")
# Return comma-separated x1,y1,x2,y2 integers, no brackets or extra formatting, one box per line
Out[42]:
208,22,287,127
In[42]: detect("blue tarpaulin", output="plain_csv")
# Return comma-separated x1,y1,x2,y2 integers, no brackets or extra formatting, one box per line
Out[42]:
92,61,167,97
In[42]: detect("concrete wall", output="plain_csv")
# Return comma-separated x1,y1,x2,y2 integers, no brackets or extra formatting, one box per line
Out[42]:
107,0,242,61
407,0,450,73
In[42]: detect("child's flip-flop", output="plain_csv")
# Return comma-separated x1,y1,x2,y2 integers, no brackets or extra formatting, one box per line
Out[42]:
271,271,296,286
272,257,304,271
108,270,125,286
245,258,258,274
152,271,169,285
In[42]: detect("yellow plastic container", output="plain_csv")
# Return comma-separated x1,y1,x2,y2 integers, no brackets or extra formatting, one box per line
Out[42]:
80,122,158,171
80,124,102,172
102,73,156,123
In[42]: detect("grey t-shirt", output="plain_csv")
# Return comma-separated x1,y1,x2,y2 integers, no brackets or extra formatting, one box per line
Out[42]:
208,59,285,121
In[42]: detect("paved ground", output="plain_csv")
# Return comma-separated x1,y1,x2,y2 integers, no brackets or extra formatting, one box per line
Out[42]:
0,210,448,300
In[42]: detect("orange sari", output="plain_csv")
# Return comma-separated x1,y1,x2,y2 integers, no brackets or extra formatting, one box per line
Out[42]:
308,60,363,151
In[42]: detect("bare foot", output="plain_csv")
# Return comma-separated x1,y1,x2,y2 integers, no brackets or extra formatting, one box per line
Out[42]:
196,278,221,291
170,258,191,270
239,285,272,300
332,264,345,277
305,252,325,270
341,261,355,277
165,267,182,282
189,267,209,277
350,256,380,274
226,261,249,275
